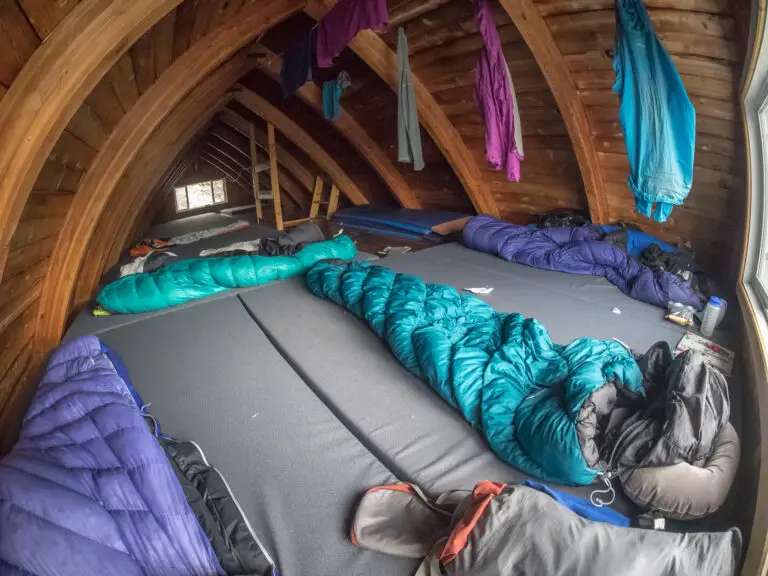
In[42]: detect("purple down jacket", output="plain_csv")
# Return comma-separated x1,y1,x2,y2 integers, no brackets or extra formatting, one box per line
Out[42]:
463,215,704,310
0,336,223,576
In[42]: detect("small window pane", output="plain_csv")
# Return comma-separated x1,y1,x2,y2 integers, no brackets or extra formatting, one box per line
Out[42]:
187,181,214,210
212,179,226,203
174,187,188,211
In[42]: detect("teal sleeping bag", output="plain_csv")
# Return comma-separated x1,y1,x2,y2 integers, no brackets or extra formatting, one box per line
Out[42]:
306,260,644,485
99,234,357,314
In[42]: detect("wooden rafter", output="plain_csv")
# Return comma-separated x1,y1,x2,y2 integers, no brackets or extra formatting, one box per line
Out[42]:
253,44,421,209
305,0,499,217
217,113,316,197
35,0,303,352
234,87,369,205
249,121,265,222
0,0,184,278
496,0,607,223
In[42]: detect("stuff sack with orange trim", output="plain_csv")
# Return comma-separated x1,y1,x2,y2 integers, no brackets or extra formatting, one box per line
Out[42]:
350,482,741,576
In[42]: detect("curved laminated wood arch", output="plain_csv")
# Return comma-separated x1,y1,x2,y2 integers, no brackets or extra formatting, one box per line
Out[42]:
253,45,421,209
0,0,184,277
496,0,608,223
234,87,370,205
35,0,303,353
305,0,500,217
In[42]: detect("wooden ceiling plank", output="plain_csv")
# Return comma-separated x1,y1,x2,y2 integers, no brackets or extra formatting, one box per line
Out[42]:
173,0,199,58
66,104,110,150
108,53,141,113
153,9,177,77
496,0,608,223
0,1,40,86
191,0,221,43
132,32,157,95
254,45,420,209
305,0,498,216
36,0,303,353
234,87,369,205
18,0,81,39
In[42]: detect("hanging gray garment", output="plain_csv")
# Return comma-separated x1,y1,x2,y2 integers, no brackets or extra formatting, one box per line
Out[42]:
397,27,424,171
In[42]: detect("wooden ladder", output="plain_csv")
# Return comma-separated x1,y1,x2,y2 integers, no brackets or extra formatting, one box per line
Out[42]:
249,121,284,230
285,176,339,227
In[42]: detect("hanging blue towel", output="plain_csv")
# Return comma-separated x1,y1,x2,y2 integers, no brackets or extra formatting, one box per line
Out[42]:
613,0,695,222
323,71,351,120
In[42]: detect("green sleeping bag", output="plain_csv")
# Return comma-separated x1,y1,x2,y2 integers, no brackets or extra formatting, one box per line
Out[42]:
98,234,357,314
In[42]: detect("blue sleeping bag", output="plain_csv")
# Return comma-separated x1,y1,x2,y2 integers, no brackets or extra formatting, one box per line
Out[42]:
614,0,696,222
306,260,644,485
0,336,225,575
464,215,705,310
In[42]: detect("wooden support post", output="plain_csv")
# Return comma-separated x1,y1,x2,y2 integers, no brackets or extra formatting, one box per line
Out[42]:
248,121,263,223
327,184,339,219
267,122,283,231
310,176,323,218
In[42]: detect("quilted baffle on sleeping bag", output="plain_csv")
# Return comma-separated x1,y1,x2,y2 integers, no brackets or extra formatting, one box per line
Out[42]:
613,0,695,222
306,260,645,485
0,336,226,576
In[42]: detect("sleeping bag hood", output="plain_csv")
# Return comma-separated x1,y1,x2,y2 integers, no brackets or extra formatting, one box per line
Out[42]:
306,260,644,485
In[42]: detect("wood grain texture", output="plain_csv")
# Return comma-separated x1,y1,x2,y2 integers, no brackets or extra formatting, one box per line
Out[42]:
35,0,303,352
235,87,369,205
18,0,81,38
254,45,421,209
0,0,184,284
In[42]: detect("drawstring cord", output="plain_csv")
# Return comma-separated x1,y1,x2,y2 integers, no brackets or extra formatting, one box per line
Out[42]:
590,471,616,507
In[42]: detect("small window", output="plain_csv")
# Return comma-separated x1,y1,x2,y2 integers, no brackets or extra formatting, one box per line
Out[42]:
174,179,227,213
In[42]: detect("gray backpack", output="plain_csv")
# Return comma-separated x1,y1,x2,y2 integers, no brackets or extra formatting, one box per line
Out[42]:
351,482,741,576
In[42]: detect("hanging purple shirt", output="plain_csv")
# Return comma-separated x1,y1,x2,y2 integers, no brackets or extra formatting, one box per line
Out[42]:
316,0,389,68
475,0,524,182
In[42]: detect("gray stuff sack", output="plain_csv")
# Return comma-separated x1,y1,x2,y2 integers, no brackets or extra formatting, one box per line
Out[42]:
351,482,741,576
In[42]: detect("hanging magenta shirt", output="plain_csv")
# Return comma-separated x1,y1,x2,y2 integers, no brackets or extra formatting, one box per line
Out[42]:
316,0,389,68
475,0,524,182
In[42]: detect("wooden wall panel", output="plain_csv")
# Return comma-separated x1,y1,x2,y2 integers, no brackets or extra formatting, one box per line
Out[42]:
0,1,40,87
18,0,81,39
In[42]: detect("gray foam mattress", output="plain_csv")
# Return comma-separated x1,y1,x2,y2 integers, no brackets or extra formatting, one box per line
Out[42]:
96,296,417,576
64,242,739,573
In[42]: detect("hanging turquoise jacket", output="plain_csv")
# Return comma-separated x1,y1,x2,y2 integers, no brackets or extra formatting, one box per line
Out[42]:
98,235,357,314
613,0,695,222
306,260,644,485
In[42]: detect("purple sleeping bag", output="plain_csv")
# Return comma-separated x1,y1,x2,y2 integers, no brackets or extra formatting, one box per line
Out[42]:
0,336,223,576
463,215,703,310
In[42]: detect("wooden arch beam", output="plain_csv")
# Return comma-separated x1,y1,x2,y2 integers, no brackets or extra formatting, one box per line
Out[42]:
0,0,185,277
234,87,369,205
217,113,317,195
496,0,608,223
253,45,421,209
36,0,303,352
305,0,499,217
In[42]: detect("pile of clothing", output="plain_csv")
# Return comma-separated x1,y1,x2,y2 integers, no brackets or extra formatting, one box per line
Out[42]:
463,215,710,310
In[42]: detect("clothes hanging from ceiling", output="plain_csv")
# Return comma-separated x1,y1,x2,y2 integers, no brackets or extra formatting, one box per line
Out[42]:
475,0,524,182
397,27,424,171
613,0,695,222
323,71,352,120
316,0,389,68
281,28,317,97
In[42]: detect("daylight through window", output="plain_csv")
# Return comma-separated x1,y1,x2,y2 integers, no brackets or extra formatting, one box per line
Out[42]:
174,179,227,213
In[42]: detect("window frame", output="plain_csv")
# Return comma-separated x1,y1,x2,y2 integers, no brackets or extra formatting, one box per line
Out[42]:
174,179,228,213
